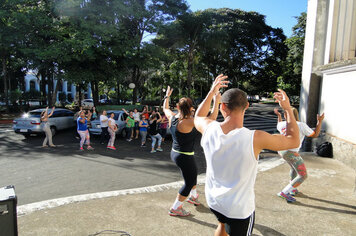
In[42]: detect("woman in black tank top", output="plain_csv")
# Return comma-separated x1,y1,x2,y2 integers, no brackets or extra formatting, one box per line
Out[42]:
162,86,201,217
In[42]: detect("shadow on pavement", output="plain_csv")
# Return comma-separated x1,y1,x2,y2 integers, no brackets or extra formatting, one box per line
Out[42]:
297,193,356,210
253,224,287,236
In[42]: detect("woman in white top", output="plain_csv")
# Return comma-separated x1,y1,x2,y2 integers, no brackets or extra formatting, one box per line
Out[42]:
100,110,109,144
274,107,324,202
40,107,56,147
107,112,117,150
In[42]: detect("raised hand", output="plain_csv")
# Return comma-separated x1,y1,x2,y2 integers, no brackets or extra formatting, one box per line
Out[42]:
274,108,281,116
317,113,325,122
274,89,291,110
211,74,229,95
213,92,222,103
166,86,173,97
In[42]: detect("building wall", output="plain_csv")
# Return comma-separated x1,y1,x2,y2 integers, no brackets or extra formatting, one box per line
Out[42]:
24,73,91,102
301,0,356,176
319,69,356,144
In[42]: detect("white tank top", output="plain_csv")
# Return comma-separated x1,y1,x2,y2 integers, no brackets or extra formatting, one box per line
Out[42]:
201,121,258,218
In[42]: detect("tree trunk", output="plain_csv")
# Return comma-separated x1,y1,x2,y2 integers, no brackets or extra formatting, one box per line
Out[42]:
91,81,99,107
131,66,140,105
39,70,47,106
2,56,9,112
47,71,53,107
52,78,61,106
116,81,120,105
78,84,82,108
187,48,194,98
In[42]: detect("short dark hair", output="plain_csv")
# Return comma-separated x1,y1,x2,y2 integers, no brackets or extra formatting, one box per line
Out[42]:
221,88,248,111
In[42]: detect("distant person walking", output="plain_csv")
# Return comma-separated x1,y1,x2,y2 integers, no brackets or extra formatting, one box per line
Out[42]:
100,110,109,144
139,114,149,147
40,106,56,148
77,110,94,151
194,74,300,236
274,107,324,202
107,112,117,150
148,111,163,153
163,86,201,217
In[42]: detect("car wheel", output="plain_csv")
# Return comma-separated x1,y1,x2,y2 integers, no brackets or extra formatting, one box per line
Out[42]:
50,126,57,136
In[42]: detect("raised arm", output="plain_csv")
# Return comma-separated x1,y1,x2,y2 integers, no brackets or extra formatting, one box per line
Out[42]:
194,74,229,134
208,93,221,120
163,86,176,121
122,108,129,115
309,113,324,138
48,107,55,117
254,89,300,156
274,108,283,122
156,112,163,123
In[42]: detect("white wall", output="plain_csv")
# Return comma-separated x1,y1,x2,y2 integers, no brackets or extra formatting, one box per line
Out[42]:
320,69,356,144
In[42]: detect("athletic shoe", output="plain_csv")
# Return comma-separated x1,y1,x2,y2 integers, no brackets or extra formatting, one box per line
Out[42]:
277,192,296,203
108,146,116,150
79,147,84,151
169,206,190,217
187,194,201,206
290,188,299,196
150,150,156,153
87,146,94,150
126,139,132,142
141,144,146,147
156,147,163,152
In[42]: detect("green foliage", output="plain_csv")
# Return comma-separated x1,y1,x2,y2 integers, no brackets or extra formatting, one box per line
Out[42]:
22,89,41,101
279,12,306,96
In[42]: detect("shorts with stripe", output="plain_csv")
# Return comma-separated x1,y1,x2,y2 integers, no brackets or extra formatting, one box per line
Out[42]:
210,208,255,236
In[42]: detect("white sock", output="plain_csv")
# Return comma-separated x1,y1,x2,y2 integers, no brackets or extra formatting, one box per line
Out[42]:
190,188,198,198
282,184,293,194
171,199,183,210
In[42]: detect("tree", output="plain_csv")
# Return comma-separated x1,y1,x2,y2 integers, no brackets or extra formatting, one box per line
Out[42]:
278,12,306,96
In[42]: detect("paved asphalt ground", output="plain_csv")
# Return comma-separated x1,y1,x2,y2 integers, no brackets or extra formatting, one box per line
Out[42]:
1,103,356,235
0,103,278,206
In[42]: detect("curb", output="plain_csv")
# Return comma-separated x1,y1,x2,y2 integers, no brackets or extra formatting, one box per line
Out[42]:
17,157,285,216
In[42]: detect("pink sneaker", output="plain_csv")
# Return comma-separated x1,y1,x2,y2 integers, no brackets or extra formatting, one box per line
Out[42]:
187,194,201,206
108,146,116,150
87,146,94,150
169,205,190,217
277,192,296,203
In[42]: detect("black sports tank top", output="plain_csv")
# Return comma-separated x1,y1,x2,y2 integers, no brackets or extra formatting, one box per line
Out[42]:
170,116,199,153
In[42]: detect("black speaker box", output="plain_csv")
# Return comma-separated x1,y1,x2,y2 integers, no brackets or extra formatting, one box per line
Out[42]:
0,185,18,236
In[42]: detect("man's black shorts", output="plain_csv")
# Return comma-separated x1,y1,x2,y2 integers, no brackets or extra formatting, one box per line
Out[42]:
210,208,255,236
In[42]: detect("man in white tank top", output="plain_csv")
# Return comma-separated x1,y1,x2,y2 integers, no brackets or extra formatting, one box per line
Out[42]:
194,74,300,236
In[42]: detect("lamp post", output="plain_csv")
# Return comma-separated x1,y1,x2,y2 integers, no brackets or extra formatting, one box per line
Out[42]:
129,83,135,105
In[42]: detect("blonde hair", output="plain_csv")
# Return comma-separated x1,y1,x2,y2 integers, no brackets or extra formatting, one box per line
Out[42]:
292,107,300,121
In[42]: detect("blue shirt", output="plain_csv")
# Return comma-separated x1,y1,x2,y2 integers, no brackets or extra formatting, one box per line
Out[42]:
77,117,87,131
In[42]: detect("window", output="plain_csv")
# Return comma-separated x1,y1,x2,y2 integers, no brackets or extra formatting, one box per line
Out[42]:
328,0,356,62
30,81,36,90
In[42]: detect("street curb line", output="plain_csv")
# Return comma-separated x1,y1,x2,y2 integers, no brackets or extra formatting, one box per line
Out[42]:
17,175,207,216
17,157,284,216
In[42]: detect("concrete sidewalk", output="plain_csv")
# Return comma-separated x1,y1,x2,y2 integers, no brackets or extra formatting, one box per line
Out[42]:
17,153,356,236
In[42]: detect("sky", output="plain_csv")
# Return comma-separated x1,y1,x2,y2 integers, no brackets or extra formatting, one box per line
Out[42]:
185,0,308,37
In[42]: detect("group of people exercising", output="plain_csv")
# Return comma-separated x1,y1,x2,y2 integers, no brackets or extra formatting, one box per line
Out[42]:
41,74,324,236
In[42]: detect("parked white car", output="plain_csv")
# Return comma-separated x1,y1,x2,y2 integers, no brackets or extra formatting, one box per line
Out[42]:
88,110,128,137
13,108,76,138
81,99,94,109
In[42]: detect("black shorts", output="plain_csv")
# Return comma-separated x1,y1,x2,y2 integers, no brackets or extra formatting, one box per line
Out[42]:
210,208,255,236
134,121,139,130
